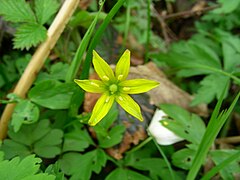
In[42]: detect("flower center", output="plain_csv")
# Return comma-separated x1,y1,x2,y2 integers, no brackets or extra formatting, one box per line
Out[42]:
109,84,118,94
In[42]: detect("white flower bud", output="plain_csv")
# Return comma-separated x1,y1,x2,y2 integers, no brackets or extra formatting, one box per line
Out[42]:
148,109,184,145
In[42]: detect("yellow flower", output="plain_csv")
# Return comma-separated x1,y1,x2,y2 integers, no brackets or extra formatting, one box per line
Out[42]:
74,50,159,126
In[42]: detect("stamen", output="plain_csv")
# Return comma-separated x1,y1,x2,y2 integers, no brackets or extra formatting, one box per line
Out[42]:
162,121,168,126
102,75,109,81
90,82,99,87
123,87,130,91
118,75,123,80
105,96,110,103
118,96,123,101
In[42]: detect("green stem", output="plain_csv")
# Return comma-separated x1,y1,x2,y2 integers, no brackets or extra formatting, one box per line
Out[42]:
80,0,126,80
122,0,130,48
65,1,105,82
152,136,176,180
126,136,153,154
145,0,151,63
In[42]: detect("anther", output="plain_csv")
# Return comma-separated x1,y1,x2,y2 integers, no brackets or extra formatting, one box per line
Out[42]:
105,96,110,103
118,75,123,80
123,87,130,91
162,121,168,126
102,75,109,81
90,82,99,87
118,96,123,101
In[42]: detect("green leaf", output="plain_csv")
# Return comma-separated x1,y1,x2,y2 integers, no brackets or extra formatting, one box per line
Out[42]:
160,104,206,144
0,140,30,159
63,125,94,152
191,74,230,106
11,100,40,132
213,0,240,14
98,125,125,148
14,23,47,50
2,120,63,159
34,129,63,158
34,0,59,24
59,149,107,180
210,150,240,180
0,154,54,179
22,174,55,180
8,119,51,146
127,157,178,180
106,168,150,180
29,80,76,109
0,0,35,22
222,38,240,72
172,148,196,170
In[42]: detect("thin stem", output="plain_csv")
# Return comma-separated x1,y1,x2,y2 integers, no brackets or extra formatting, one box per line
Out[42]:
126,136,153,154
152,136,176,180
123,0,130,48
145,0,151,63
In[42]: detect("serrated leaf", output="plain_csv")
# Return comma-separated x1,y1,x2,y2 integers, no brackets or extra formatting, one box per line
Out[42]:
98,125,125,148
34,129,63,158
210,150,240,180
106,168,150,180
63,125,94,152
8,119,51,146
0,140,30,159
191,74,230,106
11,100,40,132
29,80,76,109
222,39,240,72
22,174,55,180
0,0,35,23
126,158,176,180
14,23,47,50
0,154,54,179
34,0,59,24
160,104,206,144
59,149,107,180
213,0,240,14
172,148,196,170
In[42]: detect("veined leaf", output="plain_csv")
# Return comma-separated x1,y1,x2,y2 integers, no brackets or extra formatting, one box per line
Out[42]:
0,0,35,23
191,74,230,106
0,153,55,179
13,23,47,50
34,0,59,25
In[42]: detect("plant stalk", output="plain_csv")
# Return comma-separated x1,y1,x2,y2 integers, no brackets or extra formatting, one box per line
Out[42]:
0,0,80,140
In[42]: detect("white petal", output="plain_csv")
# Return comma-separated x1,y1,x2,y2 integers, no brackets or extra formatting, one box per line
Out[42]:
148,109,183,145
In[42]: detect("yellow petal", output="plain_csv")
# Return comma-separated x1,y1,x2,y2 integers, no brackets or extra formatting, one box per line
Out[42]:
74,79,105,93
119,79,159,94
92,50,115,82
116,94,143,121
88,94,115,126
115,49,130,81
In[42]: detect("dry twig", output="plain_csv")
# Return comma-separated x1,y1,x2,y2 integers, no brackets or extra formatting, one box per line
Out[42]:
0,0,80,140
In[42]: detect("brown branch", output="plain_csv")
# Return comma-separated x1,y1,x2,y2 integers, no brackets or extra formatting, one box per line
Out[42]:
216,136,240,144
0,0,80,140
163,5,220,20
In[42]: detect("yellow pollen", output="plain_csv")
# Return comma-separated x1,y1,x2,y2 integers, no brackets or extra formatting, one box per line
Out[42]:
118,75,123,80
118,96,123,101
105,96,110,103
123,87,130,91
90,82,99,87
102,75,109,81
162,121,168,126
